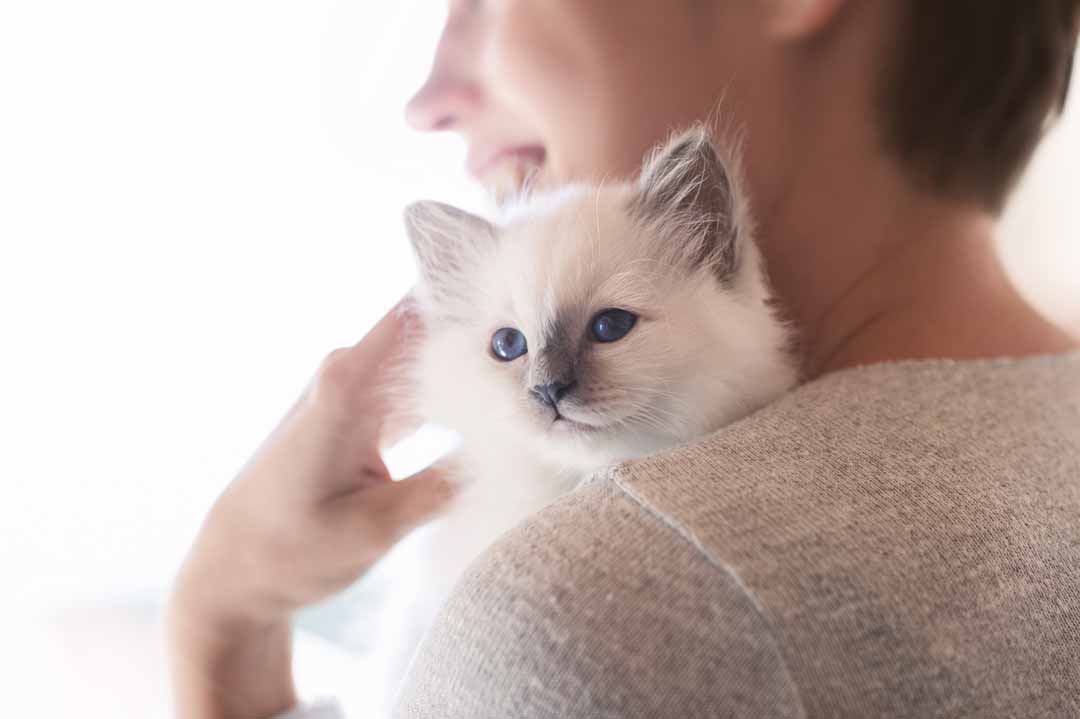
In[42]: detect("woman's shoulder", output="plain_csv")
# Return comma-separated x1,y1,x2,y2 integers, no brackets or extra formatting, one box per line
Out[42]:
786,348,1080,424
749,348,1080,444
611,349,1080,586
394,351,1080,718
617,348,1080,511
692,347,1080,483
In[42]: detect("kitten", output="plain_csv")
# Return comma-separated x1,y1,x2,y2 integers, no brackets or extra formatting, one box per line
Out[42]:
379,126,796,696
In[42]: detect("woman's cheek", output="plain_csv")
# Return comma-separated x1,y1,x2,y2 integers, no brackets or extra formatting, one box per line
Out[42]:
484,1,600,172
483,0,682,185
487,3,576,112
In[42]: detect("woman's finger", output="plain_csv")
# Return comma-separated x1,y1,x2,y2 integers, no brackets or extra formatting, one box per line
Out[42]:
348,294,421,379
307,294,422,423
333,465,457,556
355,293,427,444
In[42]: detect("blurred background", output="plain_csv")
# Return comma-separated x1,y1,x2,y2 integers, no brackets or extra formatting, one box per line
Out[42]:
0,2,1076,717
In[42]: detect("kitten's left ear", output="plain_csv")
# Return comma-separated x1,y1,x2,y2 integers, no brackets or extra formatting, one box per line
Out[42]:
633,126,743,282
404,201,496,310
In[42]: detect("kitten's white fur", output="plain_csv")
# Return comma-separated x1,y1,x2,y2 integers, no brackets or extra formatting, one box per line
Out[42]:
379,127,797,696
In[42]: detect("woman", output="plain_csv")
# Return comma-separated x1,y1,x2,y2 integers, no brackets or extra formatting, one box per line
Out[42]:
170,1,1080,717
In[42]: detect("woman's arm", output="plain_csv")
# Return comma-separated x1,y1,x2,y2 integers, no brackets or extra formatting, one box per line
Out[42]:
168,602,295,719
167,300,452,719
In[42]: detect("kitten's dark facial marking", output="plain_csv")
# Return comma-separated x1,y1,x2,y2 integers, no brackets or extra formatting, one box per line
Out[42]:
530,343,577,394
491,327,527,361
527,313,583,417
519,304,640,416
590,309,637,343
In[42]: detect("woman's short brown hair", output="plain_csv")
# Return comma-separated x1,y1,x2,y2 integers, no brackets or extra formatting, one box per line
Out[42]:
881,0,1080,212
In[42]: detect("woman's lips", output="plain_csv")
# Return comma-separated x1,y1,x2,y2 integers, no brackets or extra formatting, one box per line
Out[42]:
467,144,547,181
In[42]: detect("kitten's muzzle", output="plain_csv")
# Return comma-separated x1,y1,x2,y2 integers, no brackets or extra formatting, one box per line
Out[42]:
531,380,577,409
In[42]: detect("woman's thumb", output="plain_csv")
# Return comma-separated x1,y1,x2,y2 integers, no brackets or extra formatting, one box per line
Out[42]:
362,466,458,546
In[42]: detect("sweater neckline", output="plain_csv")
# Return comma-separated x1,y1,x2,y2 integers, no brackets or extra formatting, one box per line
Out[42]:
812,347,1080,385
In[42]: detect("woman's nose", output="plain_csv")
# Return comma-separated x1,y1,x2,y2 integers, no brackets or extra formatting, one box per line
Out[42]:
405,21,483,132
405,71,480,132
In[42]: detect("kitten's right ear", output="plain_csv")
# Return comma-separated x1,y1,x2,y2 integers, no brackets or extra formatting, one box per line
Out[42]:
404,201,496,309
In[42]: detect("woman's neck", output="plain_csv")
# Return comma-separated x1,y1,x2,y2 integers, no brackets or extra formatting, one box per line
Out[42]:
801,218,1078,378
752,142,1078,380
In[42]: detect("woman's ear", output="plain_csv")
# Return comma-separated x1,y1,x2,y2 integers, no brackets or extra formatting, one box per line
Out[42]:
767,0,848,39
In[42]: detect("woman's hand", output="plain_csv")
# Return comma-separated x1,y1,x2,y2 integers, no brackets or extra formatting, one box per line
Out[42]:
168,298,452,719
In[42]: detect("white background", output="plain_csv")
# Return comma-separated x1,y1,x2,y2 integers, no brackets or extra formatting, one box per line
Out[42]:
0,2,1076,717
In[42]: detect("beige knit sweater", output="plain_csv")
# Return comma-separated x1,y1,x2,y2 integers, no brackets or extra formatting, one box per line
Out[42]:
389,352,1080,718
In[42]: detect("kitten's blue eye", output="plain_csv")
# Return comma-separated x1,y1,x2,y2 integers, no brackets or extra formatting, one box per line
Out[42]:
491,327,527,361
590,309,637,343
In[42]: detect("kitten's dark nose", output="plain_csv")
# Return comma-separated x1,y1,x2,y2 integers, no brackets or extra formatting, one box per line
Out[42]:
531,380,576,408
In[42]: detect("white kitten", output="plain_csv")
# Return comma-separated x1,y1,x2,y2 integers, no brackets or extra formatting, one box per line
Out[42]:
379,127,797,698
